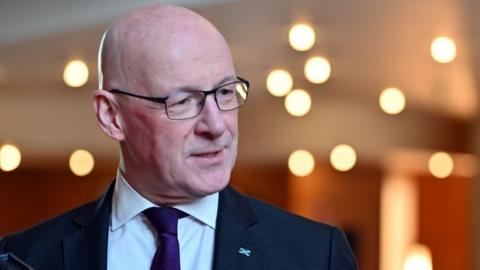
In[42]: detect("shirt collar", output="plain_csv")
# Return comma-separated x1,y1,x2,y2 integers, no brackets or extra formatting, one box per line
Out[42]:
111,169,218,231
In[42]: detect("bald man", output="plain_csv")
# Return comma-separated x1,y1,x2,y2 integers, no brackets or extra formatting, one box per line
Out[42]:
0,4,358,270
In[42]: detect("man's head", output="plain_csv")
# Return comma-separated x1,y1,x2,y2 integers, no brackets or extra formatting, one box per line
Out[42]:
92,4,241,205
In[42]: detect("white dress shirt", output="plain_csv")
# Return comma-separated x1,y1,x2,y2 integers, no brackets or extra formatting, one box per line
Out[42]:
107,170,218,270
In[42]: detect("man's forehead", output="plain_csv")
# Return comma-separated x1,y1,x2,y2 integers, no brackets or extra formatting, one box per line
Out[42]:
124,41,236,97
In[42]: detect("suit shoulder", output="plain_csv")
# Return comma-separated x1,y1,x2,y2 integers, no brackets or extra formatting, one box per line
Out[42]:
242,192,335,234
1,199,98,248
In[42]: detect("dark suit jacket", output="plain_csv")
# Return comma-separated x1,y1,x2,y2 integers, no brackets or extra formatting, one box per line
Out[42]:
0,184,358,270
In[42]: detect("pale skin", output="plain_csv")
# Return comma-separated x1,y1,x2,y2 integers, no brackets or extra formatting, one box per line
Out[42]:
92,4,239,205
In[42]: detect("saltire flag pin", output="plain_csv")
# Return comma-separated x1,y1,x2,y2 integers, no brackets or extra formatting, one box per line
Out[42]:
238,247,252,257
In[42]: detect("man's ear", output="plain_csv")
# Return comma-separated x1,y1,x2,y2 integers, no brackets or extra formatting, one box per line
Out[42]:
92,89,125,141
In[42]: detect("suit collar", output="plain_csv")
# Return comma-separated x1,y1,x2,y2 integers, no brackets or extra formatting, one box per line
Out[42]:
112,172,219,230
213,186,264,270
62,182,114,270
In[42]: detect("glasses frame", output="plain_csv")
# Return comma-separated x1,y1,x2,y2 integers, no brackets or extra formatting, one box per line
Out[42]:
107,76,249,120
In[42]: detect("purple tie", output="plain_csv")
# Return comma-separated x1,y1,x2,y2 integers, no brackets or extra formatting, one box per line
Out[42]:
144,207,186,270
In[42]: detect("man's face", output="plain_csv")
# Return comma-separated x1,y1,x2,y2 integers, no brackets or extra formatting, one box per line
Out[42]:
116,31,238,203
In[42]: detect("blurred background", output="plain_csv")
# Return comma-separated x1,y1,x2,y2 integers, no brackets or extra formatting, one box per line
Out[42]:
1,0,479,269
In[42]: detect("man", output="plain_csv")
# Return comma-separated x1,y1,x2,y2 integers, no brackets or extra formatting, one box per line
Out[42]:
0,4,358,270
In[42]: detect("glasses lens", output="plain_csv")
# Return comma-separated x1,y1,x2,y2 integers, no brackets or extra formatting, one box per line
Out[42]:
165,91,204,119
216,81,248,110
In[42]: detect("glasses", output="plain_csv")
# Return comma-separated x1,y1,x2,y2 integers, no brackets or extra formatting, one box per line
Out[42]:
108,77,249,120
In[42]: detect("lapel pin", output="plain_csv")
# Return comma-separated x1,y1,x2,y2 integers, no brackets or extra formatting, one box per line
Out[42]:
238,247,252,257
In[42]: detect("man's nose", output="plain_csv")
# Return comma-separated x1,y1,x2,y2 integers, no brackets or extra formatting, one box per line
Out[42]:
194,95,227,139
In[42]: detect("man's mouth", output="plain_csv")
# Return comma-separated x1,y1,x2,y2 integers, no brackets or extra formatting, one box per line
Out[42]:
190,149,225,164
191,149,222,157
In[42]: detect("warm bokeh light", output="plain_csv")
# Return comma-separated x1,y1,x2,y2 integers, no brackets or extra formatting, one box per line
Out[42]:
266,69,293,97
403,244,433,270
379,87,406,115
284,89,312,117
289,24,316,51
288,149,315,177
431,36,456,63
304,57,331,84
0,144,21,172
428,151,454,179
330,144,357,171
69,149,95,177
63,60,89,87
380,176,418,270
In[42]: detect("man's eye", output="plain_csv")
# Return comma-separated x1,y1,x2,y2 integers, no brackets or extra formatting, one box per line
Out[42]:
219,88,234,96
171,96,192,106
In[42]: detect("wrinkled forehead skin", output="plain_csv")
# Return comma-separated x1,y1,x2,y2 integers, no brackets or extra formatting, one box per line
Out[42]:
98,4,235,95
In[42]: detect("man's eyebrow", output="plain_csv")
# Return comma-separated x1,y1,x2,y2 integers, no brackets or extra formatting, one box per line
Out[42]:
169,75,237,92
214,75,237,87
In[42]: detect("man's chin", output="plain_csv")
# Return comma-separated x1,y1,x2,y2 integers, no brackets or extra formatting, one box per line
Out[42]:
190,175,230,197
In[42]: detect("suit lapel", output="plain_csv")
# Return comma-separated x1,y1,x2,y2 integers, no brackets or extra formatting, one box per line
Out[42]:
62,183,114,270
213,186,264,270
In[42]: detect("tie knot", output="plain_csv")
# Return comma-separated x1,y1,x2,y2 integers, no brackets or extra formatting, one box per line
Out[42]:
143,207,186,235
